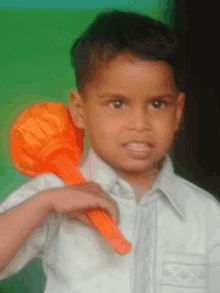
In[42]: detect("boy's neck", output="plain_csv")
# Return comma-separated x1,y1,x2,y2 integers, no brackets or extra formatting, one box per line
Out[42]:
117,157,165,189
125,170,160,201
122,169,159,191
115,156,166,200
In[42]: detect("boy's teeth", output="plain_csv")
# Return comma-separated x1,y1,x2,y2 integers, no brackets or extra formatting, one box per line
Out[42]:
124,142,151,159
126,143,148,149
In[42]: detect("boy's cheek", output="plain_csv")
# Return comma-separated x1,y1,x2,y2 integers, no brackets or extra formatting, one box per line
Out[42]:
104,119,124,133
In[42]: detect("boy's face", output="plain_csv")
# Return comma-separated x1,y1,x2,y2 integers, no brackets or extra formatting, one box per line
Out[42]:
69,55,185,182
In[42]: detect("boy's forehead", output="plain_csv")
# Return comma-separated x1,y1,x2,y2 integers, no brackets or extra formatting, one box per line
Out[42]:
82,56,178,101
88,52,149,84
100,51,144,68
90,54,174,85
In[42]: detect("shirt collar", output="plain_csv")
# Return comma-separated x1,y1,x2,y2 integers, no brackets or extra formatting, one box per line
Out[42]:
79,147,185,219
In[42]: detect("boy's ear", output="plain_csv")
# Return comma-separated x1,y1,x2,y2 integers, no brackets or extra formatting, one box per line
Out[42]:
175,92,186,132
68,90,86,129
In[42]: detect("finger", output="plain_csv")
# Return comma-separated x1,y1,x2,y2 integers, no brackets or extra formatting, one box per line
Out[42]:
67,212,96,229
77,214,96,229
101,197,119,224
97,201,118,224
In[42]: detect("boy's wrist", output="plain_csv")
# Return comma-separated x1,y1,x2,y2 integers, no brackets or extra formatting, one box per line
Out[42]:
34,190,54,215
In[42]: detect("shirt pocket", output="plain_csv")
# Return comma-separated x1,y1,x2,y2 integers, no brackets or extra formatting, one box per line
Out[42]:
161,252,208,293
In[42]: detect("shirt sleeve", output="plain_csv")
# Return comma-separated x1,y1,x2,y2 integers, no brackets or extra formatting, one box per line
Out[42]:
207,196,220,292
0,173,64,281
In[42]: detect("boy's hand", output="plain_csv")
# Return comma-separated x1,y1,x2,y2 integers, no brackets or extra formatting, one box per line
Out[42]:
43,181,120,229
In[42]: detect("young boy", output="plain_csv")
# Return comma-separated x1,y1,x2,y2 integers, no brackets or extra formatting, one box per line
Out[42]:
1,9,220,293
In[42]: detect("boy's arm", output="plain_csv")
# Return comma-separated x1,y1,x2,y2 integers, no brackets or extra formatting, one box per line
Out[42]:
0,173,63,280
0,191,51,274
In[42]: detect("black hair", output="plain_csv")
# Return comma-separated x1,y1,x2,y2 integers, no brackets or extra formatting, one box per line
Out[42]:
70,9,187,99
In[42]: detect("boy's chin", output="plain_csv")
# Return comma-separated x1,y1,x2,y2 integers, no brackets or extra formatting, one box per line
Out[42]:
113,154,166,173
112,160,157,174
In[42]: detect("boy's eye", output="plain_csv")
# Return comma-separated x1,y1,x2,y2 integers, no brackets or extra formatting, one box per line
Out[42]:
149,99,166,109
110,100,125,109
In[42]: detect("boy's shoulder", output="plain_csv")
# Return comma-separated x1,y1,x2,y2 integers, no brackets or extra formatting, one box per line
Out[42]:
17,172,64,194
173,172,220,212
1,173,64,212
173,174,220,253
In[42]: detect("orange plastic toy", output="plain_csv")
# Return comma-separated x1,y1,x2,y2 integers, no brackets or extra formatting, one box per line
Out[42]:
9,102,131,255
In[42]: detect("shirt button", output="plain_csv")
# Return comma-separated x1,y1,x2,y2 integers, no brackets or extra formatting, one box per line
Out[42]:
119,187,127,195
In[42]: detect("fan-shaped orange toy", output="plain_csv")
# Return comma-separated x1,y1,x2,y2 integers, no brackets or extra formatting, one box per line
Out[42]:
9,102,131,255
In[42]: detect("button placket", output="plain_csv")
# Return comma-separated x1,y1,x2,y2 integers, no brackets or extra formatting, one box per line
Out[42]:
133,202,156,293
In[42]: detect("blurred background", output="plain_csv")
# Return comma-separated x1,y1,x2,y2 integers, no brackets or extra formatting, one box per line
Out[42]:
0,0,219,292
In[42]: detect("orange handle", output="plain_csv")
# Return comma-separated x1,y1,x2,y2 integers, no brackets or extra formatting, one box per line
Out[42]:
86,208,132,255
10,102,132,255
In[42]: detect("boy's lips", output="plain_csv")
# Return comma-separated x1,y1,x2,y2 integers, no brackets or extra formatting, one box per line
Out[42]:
122,140,155,148
122,140,155,159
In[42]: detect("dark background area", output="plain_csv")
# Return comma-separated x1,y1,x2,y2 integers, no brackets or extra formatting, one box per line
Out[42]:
172,0,220,202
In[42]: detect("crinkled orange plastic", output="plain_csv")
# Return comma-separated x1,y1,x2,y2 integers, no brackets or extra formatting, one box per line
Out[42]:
9,102,131,255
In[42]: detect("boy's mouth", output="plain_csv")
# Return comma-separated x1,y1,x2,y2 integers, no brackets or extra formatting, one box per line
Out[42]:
122,140,154,159
122,140,154,148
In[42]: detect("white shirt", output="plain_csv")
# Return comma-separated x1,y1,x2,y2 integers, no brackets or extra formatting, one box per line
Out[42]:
1,147,220,293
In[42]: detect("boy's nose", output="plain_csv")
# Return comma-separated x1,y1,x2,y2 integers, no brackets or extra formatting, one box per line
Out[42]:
127,108,151,132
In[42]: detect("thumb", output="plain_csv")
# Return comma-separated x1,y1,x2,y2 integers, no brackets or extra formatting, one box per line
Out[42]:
67,210,96,229
77,214,97,229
